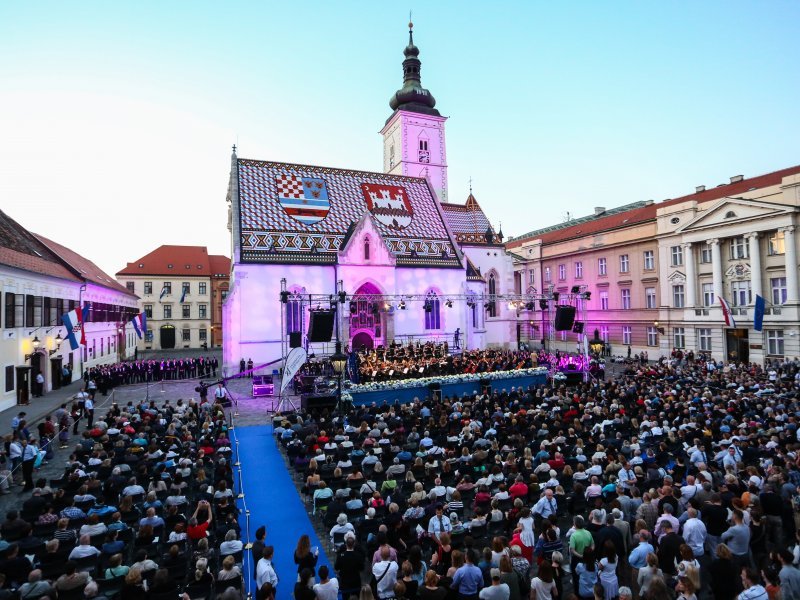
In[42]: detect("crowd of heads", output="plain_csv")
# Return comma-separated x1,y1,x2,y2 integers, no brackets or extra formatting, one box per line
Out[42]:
276,353,800,600
0,392,243,598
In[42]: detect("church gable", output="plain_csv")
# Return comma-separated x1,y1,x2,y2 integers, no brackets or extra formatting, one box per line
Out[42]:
236,159,461,268
676,198,795,233
338,212,397,267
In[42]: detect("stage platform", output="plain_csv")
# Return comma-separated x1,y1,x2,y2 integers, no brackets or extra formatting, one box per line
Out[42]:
343,368,548,406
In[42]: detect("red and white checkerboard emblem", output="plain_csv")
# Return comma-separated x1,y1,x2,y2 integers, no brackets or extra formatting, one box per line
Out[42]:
275,174,330,226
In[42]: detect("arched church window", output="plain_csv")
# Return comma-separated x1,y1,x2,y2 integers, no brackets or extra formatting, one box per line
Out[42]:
424,291,441,330
364,237,370,261
418,136,430,163
487,273,498,318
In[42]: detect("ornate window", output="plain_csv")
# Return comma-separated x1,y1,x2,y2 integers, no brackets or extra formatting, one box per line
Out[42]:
487,272,498,318
364,237,370,261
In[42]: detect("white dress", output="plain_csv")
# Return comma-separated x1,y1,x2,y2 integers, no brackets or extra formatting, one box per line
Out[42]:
519,515,536,547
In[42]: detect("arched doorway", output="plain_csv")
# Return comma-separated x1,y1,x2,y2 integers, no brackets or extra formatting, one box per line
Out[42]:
160,325,176,349
350,283,383,349
352,331,374,351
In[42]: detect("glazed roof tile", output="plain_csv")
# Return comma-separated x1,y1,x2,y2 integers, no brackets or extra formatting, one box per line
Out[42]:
440,194,499,246
236,159,462,268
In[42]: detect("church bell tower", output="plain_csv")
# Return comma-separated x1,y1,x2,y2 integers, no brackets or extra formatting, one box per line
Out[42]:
380,22,449,204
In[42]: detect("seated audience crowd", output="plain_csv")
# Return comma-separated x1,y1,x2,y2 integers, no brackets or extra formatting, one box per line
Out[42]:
0,394,243,599
275,355,800,600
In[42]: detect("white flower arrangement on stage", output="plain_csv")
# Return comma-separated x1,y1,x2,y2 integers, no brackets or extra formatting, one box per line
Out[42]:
344,367,549,397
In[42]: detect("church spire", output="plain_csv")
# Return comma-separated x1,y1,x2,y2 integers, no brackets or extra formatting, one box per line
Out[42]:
389,21,440,117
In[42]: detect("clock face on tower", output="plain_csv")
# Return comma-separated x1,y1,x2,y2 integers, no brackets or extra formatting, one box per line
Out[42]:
418,150,430,163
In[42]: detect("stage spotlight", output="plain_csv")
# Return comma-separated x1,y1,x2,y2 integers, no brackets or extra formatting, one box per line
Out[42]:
552,292,560,301
445,299,453,308
338,291,347,304
371,304,379,315
424,301,433,313
280,291,290,304
572,321,585,334
349,301,357,313
526,302,535,311
539,299,549,310
583,291,591,300
398,300,406,310
571,285,582,294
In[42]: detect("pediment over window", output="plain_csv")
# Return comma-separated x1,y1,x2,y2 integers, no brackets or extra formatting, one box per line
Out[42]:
668,270,686,283
725,263,751,280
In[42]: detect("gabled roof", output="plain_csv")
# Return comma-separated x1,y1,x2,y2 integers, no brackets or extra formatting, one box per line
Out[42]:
440,193,500,246
208,255,231,278
466,257,484,282
117,245,221,277
0,210,80,281
506,164,800,248
236,158,462,268
34,234,135,296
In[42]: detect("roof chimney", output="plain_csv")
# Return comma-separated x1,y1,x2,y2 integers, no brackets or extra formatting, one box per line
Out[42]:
695,185,706,193
730,174,744,183
594,206,605,216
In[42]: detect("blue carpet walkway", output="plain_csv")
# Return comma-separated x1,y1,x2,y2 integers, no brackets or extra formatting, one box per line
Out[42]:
234,424,332,600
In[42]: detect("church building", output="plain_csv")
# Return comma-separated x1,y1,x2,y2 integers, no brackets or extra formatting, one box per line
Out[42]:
222,24,516,372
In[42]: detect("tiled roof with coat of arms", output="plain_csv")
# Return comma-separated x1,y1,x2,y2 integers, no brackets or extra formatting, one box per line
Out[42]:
236,158,462,268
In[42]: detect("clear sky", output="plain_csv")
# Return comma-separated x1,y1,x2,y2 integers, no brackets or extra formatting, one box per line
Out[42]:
1,1,798,277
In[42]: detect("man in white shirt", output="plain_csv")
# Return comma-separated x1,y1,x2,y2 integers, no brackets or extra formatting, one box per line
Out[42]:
428,505,452,540
618,462,637,494
681,507,707,559
256,545,278,591
84,396,94,428
313,565,339,600
372,546,398,600
122,478,146,498
68,534,101,559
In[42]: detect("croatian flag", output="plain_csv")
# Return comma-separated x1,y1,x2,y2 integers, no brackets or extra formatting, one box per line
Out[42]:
131,312,147,339
719,297,736,327
753,294,765,332
61,308,86,350
159,286,169,301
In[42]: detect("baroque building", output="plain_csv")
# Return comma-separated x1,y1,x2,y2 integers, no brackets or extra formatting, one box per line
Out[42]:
508,166,800,362
116,246,230,351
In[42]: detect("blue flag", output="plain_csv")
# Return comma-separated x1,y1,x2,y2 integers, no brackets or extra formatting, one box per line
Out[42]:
754,294,765,331
159,286,168,301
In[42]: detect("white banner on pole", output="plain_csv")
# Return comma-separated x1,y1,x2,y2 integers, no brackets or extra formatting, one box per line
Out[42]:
281,347,308,393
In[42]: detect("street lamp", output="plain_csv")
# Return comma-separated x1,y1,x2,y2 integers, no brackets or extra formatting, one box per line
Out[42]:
25,336,41,361
48,333,63,357
330,341,348,413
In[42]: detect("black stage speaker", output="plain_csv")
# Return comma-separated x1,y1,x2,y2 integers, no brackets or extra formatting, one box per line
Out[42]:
301,393,337,413
307,310,335,342
572,321,585,334
289,332,302,348
554,306,576,331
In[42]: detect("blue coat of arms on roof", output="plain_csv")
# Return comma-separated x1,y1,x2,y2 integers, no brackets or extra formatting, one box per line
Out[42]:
276,174,330,226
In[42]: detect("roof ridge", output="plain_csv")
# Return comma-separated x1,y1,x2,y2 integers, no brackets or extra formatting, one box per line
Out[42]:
508,201,649,242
